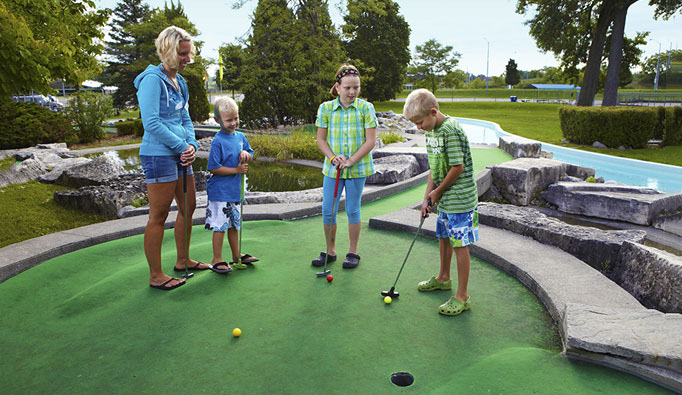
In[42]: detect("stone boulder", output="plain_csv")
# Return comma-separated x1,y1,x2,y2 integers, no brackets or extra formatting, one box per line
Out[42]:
498,135,542,158
542,182,682,225
611,241,682,313
372,150,429,174
366,154,420,184
0,151,90,187
478,202,646,274
653,212,682,238
490,158,572,205
42,154,126,188
53,173,148,218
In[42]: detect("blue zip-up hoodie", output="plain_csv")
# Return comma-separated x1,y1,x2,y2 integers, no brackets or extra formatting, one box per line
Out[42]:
134,64,198,156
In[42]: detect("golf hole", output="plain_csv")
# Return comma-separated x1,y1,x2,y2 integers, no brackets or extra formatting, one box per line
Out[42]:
390,371,414,387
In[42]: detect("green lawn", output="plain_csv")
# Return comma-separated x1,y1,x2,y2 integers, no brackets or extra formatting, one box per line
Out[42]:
374,101,682,167
396,87,682,100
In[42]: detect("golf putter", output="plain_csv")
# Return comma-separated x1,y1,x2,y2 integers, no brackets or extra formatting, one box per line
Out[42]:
317,166,341,277
381,199,432,298
181,165,194,279
239,172,244,264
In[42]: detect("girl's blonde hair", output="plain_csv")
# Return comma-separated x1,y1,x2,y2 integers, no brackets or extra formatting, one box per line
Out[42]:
403,88,439,119
213,97,239,120
330,64,360,97
155,26,196,69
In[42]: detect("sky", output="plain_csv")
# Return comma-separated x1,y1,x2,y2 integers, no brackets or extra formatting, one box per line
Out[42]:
95,0,680,77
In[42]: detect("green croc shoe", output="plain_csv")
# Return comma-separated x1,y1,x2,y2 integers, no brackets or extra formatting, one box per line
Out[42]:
417,276,452,292
232,260,247,270
438,296,471,316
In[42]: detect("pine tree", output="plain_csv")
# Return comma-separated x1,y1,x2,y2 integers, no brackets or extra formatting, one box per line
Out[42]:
505,59,521,86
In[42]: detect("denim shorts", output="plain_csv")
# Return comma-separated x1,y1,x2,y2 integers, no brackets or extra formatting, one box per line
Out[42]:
140,155,193,184
435,207,479,248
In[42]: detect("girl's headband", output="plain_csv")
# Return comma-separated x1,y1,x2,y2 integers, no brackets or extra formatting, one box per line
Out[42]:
336,68,359,82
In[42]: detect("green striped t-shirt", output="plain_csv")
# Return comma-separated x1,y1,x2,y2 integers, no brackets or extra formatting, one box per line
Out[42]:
426,117,478,213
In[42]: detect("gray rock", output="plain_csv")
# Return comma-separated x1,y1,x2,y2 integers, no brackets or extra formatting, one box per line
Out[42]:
592,141,608,148
489,158,567,205
53,173,148,218
612,242,682,313
478,202,646,274
542,182,682,225
498,135,542,158
366,154,420,184
653,212,682,237
48,154,126,188
372,149,429,174
563,303,682,391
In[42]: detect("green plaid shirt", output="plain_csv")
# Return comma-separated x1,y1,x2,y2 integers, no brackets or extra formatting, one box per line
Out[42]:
315,97,377,178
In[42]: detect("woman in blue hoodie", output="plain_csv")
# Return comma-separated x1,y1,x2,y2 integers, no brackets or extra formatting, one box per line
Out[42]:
134,26,209,291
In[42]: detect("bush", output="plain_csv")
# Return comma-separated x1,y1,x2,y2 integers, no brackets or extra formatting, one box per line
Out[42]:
559,106,658,148
0,100,76,149
380,131,404,145
64,91,114,144
662,106,682,146
115,119,144,137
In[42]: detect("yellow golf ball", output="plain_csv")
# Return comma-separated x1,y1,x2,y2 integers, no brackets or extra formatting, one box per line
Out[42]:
384,296,392,304
232,328,242,337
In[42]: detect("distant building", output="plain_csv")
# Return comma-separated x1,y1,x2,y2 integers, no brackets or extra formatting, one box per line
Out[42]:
523,83,580,90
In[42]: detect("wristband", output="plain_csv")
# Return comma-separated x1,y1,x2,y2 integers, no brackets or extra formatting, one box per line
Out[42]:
330,155,337,162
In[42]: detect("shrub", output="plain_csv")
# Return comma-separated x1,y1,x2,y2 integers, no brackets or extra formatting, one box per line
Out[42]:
559,106,658,148
116,119,144,137
64,91,114,144
380,131,404,145
248,132,324,161
0,100,76,149
662,106,682,146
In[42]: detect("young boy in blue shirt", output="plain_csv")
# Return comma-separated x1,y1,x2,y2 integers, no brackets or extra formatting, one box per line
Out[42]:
205,97,258,273
403,89,479,316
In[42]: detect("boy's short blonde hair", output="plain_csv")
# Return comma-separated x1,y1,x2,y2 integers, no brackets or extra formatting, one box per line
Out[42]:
213,97,239,120
403,88,439,119
155,26,196,69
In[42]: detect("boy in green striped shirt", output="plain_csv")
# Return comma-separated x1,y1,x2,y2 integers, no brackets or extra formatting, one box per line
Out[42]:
403,89,479,316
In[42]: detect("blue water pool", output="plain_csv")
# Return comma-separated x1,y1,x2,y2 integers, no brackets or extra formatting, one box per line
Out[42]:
455,117,682,194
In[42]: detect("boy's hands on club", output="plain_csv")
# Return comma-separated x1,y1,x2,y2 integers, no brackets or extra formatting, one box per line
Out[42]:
239,150,252,163
237,161,248,174
421,198,433,218
428,189,443,207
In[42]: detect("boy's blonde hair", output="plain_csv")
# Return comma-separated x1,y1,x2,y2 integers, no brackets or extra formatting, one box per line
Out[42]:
330,64,360,97
213,96,239,120
155,26,196,69
403,88,439,119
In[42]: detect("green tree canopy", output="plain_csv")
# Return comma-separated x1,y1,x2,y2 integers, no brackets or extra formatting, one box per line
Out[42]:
505,59,521,86
0,0,109,99
217,44,246,95
409,39,461,94
342,0,410,102
239,0,343,127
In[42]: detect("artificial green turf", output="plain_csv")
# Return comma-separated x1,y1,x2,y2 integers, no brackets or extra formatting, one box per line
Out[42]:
0,148,669,394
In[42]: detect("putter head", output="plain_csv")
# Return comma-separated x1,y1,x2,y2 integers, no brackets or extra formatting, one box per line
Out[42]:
316,269,331,277
182,272,194,279
381,290,399,298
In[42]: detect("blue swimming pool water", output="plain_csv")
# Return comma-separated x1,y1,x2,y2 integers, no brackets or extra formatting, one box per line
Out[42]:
455,117,682,194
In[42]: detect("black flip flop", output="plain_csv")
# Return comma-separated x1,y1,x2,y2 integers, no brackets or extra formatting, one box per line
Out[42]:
173,261,211,272
149,278,185,291
210,262,233,274
240,254,260,263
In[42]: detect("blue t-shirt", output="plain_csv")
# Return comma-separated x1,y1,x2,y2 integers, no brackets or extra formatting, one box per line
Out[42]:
206,131,254,202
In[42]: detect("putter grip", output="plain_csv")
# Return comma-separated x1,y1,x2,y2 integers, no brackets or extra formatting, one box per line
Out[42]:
334,167,341,197
182,166,187,193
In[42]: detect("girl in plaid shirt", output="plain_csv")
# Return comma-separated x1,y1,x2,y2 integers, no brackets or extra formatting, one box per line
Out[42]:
312,64,377,269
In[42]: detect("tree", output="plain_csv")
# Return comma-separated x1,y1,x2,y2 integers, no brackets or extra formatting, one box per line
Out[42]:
410,39,461,94
183,63,210,123
217,44,246,95
442,70,468,89
517,0,682,106
505,59,521,86
64,91,114,144
0,0,110,99
101,0,153,109
342,0,411,101
239,0,344,127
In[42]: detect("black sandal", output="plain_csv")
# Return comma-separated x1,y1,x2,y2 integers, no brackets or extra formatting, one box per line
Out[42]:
210,262,233,274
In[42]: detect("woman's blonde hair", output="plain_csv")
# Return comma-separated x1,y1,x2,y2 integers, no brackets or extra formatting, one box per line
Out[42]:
155,26,196,69
214,97,239,120
330,64,360,97
403,88,439,119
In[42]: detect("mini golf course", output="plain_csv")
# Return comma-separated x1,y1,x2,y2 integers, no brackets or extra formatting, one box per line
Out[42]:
0,148,671,394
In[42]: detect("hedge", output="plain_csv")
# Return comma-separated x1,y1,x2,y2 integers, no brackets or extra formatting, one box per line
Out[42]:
0,100,76,149
559,106,682,148
115,119,144,137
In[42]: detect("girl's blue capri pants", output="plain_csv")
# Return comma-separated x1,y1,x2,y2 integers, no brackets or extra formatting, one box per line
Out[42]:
140,155,194,184
322,176,366,225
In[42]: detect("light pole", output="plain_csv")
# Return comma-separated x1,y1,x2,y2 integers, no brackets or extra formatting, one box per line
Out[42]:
484,38,490,91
